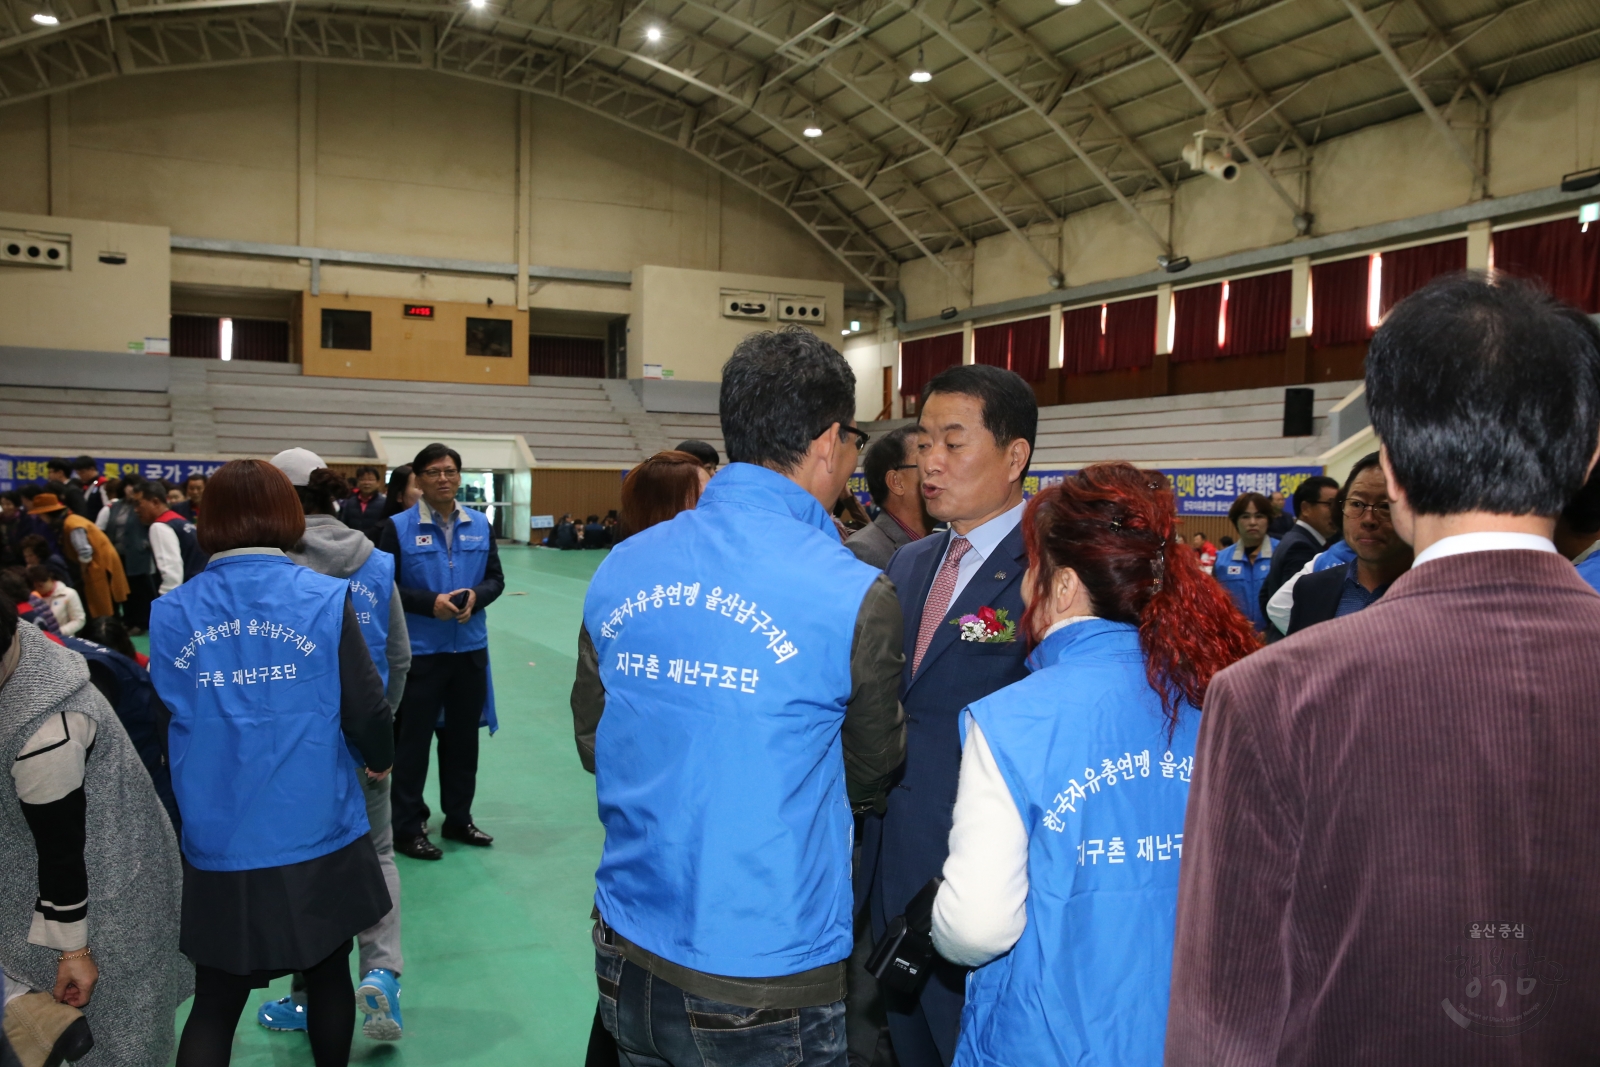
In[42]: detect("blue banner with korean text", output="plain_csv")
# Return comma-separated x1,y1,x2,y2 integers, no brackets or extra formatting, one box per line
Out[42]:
0,454,228,493
1023,467,1323,517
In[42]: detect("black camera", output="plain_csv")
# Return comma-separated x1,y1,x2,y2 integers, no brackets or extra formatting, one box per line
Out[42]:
866,876,943,996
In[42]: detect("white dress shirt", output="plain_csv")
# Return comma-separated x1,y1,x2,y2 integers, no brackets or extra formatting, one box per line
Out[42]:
1411,531,1557,568
936,499,1026,606
148,522,184,595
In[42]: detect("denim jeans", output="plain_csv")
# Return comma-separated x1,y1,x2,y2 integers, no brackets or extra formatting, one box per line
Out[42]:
595,927,847,1067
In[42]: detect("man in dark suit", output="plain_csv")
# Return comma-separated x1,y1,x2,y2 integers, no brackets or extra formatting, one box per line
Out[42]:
1287,452,1412,635
1169,274,1600,1066
1258,474,1339,637
869,364,1036,1067
847,426,929,570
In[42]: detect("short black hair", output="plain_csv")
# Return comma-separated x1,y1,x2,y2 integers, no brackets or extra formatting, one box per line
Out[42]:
184,472,207,486
720,327,856,472
1368,273,1600,517
921,364,1038,476
355,465,382,480
1561,465,1600,537
1338,452,1383,502
47,457,71,474
674,441,720,470
82,615,138,660
72,456,96,471
862,426,919,507
412,443,463,473
1291,475,1340,515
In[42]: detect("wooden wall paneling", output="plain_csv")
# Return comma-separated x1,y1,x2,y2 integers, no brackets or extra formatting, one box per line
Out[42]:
301,292,529,386
1169,350,1288,395
1310,342,1368,383
528,467,627,527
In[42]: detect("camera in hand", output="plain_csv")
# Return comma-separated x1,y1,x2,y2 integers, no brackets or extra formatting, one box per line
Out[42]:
866,876,943,996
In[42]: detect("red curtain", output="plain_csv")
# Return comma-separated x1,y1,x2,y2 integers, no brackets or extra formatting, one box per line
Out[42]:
972,317,1049,382
1224,271,1291,357
530,335,605,377
1104,296,1156,370
1493,217,1600,313
900,333,963,397
1311,256,1372,348
1061,305,1104,375
171,315,220,360
231,318,289,362
1379,238,1467,315
1171,283,1223,363
974,323,1009,369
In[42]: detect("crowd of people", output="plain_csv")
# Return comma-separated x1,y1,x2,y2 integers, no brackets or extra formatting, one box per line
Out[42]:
7,270,1600,1067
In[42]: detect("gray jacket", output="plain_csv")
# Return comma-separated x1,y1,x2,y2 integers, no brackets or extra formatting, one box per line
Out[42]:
290,513,411,710
0,623,191,1067
845,511,916,570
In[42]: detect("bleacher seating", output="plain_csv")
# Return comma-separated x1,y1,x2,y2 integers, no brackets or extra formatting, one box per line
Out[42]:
655,413,727,463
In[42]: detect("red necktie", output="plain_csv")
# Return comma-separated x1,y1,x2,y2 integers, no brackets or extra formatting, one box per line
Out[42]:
912,537,972,676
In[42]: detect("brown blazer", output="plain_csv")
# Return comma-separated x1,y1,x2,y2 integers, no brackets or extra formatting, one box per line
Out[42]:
1167,549,1600,1066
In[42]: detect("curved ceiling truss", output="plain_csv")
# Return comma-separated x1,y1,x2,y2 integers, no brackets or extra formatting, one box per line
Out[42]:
2,0,1598,306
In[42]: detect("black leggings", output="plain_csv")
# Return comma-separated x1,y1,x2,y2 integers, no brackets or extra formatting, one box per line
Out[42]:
177,940,355,1067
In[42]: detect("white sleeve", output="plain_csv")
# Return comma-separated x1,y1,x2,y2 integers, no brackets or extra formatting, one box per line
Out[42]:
55,589,86,637
95,507,111,531
931,717,1030,968
1266,554,1320,633
148,522,183,595
69,528,93,564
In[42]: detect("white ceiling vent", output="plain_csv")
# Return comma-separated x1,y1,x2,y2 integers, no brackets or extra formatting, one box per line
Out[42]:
0,229,70,269
721,290,773,320
777,295,825,324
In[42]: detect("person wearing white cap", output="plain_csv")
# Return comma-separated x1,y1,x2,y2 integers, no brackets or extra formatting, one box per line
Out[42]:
255,448,412,1043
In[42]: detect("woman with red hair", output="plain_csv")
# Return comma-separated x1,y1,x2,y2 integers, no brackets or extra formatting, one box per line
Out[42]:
927,462,1257,1066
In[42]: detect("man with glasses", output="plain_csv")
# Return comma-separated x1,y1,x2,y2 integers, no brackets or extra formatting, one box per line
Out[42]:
1285,453,1413,634
380,442,504,861
846,426,931,570
575,326,905,1067
1258,474,1341,639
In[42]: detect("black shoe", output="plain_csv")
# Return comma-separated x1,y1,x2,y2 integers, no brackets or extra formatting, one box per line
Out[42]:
396,833,443,861
441,823,494,847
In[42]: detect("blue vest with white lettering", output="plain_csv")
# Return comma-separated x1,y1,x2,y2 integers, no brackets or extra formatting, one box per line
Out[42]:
390,503,491,655
1214,536,1277,632
345,548,394,688
148,552,367,872
953,619,1200,1067
582,463,880,978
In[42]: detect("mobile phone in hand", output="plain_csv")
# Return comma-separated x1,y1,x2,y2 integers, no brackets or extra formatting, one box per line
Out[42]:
449,590,471,611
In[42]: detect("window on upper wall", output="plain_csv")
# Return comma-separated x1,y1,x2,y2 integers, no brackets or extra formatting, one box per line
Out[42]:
467,317,514,357
321,309,372,350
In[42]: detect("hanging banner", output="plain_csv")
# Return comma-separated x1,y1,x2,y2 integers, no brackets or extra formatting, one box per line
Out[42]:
0,454,229,493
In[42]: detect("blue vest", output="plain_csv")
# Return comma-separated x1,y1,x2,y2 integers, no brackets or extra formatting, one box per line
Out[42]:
954,620,1199,1067
390,502,491,655
346,548,394,688
1578,553,1600,595
158,511,208,581
148,551,367,872
1313,538,1358,572
1214,536,1277,632
583,463,880,978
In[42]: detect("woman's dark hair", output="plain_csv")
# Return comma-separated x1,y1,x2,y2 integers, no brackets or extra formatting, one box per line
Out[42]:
24,564,52,587
1227,492,1273,528
196,460,305,554
19,535,50,561
1,490,20,508
383,465,415,518
1023,463,1260,734
83,615,138,660
618,450,707,540
922,364,1038,476
1369,272,1600,517
1,569,32,604
720,327,855,472
296,468,351,516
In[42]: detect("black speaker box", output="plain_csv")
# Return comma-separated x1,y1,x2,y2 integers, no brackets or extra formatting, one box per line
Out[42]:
1283,387,1315,437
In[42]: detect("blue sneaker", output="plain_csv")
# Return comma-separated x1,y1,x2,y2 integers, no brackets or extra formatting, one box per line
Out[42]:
257,994,307,1032
357,969,403,1040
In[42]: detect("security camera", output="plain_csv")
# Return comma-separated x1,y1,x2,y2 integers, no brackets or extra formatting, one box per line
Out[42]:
1182,134,1239,182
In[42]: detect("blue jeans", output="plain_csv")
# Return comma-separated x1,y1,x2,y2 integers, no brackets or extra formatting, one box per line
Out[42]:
595,928,847,1067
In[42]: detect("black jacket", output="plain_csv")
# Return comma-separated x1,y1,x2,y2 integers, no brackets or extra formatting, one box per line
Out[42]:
1260,522,1327,636
1286,561,1352,635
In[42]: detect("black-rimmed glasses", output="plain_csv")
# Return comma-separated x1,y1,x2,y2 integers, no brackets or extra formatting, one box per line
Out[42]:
839,425,871,450
1343,499,1391,519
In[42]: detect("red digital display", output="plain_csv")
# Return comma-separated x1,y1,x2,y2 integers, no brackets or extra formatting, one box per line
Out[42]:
403,304,435,319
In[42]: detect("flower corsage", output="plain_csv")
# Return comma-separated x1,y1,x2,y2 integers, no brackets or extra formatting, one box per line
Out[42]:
951,605,1016,643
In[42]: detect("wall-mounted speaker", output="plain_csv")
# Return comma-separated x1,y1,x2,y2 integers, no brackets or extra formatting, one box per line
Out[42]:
1283,387,1315,438
721,290,773,320
0,229,70,269
776,295,826,324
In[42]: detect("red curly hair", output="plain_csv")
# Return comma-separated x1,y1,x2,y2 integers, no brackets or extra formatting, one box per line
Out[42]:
1022,463,1260,735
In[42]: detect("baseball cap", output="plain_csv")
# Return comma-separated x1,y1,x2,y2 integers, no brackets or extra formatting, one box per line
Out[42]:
269,448,326,487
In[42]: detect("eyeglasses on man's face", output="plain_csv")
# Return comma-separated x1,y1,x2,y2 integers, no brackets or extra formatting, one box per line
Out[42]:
419,466,461,481
1343,498,1392,519
839,425,870,450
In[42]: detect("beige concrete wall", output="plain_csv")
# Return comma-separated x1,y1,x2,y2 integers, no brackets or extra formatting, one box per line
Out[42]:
902,58,1600,322
0,100,49,216
0,210,170,353
631,265,845,382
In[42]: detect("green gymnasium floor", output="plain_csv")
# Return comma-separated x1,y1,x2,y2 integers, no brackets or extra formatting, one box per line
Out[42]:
143,545,609,1065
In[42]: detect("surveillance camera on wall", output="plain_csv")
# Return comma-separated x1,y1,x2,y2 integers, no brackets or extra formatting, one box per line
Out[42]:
1182,134,1239,183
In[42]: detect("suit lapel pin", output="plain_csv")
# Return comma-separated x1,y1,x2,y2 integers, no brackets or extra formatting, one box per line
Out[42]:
993,571,1006,581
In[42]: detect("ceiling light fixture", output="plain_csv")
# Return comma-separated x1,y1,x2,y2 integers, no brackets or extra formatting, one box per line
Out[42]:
1156,254,1191,274
803,112,823,138
645,24,662,41
31,5,58,24
1055,0,1084,6
909,44,931,83
468,0,486,9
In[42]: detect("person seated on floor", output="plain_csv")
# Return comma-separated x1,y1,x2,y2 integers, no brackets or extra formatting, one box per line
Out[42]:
18,536,71,590
582,515,609,549
29,564,85,637
2,568,62,638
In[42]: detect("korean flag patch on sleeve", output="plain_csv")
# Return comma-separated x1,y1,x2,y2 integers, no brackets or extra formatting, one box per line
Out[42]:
415,533,434,547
